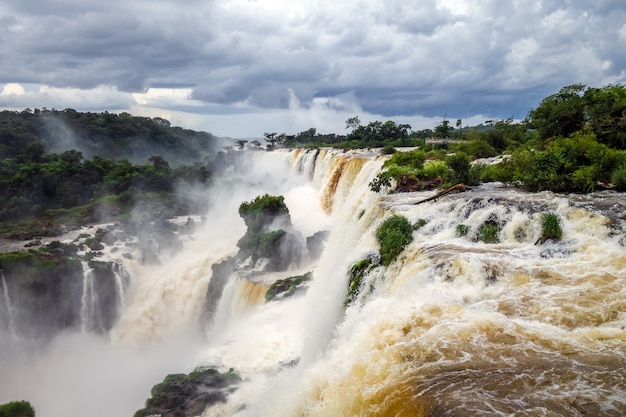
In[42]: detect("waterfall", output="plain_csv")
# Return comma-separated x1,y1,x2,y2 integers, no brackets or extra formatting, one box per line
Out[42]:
1,270,17,341
1,148,625,417
112,262,129,313
80,262,100,332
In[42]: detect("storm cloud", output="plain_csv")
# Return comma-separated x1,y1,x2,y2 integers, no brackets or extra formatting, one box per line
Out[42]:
1,0,625,136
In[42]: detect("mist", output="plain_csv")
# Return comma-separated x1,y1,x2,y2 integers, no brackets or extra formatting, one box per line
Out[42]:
0,148,331,417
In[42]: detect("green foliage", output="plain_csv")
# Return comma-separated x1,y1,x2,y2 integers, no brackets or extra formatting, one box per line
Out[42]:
456,224,469,237
265,272,312,302
503,131,620,192
0,109,219,164
383,149,426,170
137,367,241,417
414,219,427,230
538,212,563,244
528,84,626,149
347,120,413,148
444,152,480,186
370,150,434,193
346,258,376,306
375,215,414,266
421,160,448,178
479,223,500,243
611,166,626,190
529,84,587,139
239,194,289,229
368,170,393,193
0,400,35,417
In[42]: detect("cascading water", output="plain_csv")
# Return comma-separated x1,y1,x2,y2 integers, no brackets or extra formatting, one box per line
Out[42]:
80,262,99,332
1,148,624,417
1,270,17,341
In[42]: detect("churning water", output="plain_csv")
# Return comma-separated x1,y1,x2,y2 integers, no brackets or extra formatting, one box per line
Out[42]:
1,148,625,417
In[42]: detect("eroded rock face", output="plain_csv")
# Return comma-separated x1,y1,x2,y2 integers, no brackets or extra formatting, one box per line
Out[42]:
0,242,126,341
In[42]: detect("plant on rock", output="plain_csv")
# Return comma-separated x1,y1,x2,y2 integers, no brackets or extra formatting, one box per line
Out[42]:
536,212,563,244
375,214,414,266
479,222,500,243
346,257,377,306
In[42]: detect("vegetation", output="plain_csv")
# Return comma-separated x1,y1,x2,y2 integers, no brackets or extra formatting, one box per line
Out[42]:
346,257,376,306
455,224,470,237
0,108,219,164
256,83,626,196
236,194,297,269
479,223,500,244
375,215,415,266
0,401,35,417
265,272,312,302
0,145,211,238
135,367,241,417
537,212,563,244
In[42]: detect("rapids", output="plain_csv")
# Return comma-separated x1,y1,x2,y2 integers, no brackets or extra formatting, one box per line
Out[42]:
1,148,625,417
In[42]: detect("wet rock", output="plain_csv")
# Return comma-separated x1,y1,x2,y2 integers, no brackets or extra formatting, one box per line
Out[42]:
135,367,241,417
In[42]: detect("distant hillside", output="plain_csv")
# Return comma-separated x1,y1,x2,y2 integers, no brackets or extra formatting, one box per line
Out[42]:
0,108,225,165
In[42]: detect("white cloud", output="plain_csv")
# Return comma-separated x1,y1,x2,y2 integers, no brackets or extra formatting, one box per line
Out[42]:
1,83,25,95
0,0,624,136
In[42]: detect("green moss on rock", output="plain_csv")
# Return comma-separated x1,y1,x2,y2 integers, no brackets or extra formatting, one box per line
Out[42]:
265,272,312,302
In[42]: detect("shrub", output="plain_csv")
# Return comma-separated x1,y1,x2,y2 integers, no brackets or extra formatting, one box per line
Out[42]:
421,160,448,178
375,214,414,266
479,223,500,243
455,224,469,237
444,152,472,185
0,401,35,417
611,166,626,191
537,212,562,244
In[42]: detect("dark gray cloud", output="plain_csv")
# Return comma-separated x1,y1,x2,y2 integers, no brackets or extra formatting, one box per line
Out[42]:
1,0,625,136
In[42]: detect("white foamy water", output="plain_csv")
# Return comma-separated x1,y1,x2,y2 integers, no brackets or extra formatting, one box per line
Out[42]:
1,149,625,417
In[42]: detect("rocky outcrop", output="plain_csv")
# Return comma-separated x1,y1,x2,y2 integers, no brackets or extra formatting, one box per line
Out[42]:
134,367,241,417
0,242,126,340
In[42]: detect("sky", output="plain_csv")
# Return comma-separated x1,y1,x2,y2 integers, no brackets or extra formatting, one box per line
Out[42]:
0,0,625,138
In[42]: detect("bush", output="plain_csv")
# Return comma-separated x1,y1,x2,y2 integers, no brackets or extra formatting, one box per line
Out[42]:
421,160,448,178
537,212,562,244
479,223,500,243
611,166,626,191
0,401,35,417
444,152,472,185
455,224,469,237
375,214,414,266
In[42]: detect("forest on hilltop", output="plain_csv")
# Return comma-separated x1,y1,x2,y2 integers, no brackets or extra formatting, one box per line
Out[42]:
1,83,625,239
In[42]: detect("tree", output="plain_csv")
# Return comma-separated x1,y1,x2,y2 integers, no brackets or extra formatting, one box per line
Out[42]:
264,132,278,150
434,119,452,138
528,84,586,139
345,116,361,131
583,85,626,149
